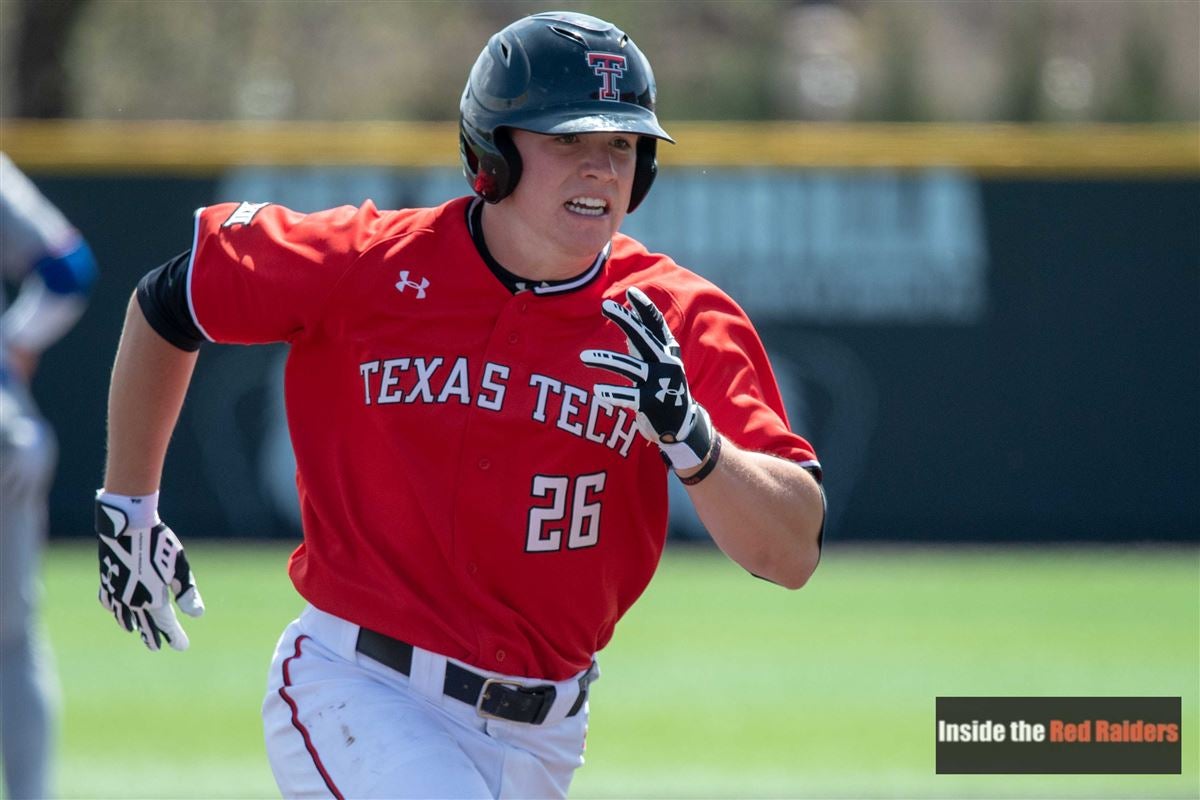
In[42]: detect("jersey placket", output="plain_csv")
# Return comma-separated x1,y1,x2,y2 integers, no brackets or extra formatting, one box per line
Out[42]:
450,291,532,672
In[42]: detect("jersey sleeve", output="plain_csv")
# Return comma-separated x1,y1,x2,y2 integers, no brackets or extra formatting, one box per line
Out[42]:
652,282,821,478
187,201,381,344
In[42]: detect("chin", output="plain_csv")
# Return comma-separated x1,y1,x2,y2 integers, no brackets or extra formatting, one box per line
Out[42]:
558,213,618,246
562,227,614,255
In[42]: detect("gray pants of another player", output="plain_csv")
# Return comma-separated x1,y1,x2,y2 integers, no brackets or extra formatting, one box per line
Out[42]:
1,380,59,800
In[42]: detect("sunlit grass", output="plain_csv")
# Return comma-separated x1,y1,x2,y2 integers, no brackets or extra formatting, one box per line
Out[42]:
41,541,1199,799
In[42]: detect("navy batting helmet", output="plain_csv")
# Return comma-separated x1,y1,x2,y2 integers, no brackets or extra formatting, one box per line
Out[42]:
459,11,673,213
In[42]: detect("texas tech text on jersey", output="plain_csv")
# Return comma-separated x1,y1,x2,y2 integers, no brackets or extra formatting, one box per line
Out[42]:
357,354,641,457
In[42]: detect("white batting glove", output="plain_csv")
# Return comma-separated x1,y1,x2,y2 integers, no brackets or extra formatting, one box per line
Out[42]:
95,490,205,652
580,286,716,471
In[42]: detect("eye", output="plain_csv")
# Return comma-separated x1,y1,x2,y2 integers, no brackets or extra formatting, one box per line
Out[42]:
610,136,634,151
554,134,580,144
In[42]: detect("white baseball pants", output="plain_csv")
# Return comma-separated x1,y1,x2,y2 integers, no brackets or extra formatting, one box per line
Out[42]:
262,605,592,799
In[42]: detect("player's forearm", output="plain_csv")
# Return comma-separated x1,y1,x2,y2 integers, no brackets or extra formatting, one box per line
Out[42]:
103,293,198,494
684,441,824,589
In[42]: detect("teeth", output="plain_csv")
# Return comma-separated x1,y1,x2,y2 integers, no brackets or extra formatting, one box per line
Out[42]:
565,197,608,216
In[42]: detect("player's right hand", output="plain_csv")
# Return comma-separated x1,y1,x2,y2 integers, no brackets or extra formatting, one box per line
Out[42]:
95,492,205,652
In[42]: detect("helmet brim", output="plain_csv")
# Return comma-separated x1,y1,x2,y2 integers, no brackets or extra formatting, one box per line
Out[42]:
507,106,674,143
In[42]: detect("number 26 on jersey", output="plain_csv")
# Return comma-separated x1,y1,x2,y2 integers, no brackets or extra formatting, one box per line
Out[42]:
525,472,607,552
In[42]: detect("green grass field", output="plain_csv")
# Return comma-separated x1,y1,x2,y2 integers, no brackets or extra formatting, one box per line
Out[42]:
39,540,1198,799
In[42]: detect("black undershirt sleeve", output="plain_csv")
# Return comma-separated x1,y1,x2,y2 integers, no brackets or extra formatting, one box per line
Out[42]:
811,473,827,552
136,249,205,352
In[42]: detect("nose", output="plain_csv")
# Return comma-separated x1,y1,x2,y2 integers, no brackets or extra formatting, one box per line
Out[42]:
579,142,618,182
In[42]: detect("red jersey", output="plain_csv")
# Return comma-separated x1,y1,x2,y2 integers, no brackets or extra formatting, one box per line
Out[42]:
187,196,819,679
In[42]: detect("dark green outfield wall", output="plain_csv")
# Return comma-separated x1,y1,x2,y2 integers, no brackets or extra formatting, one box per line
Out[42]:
25,170,1198,542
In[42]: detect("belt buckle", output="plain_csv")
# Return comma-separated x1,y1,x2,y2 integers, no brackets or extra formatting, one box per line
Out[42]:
476,677,556,724
475,677,525,721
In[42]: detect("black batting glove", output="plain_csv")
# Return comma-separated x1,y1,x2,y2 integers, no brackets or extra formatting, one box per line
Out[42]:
95,492,205,652
581,286,715,471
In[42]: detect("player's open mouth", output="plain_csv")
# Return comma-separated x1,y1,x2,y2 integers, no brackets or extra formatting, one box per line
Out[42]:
565,197,608,217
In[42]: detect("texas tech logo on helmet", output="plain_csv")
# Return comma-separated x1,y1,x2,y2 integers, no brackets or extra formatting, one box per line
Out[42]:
586,52,627,101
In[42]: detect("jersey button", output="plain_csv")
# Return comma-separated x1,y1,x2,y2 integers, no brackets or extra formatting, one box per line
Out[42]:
507,332,520,344
519,302,529,313
468,562,478,575
495,650,506,663
478,458,491,470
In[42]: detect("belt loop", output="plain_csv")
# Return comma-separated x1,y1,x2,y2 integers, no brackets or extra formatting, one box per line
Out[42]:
340,619,363,662
566,660,597,718
409,644,445,702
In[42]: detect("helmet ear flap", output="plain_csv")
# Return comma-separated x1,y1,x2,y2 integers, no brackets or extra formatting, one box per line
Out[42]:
628,137,658,213
491,128,522,203
460,126,523,203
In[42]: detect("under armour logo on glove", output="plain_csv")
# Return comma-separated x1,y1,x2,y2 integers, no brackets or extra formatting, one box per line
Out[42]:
655,378,684,406
95,495,205,652
580,286,715,471
100,555,120,594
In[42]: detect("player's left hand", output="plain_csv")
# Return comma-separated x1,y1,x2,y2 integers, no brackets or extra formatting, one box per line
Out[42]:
581,286,715,471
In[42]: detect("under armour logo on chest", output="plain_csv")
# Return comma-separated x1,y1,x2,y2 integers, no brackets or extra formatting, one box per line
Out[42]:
655,378,684,406
396,270,429,299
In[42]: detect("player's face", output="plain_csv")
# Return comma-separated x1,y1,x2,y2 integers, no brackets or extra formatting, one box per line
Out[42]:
496,129,638,274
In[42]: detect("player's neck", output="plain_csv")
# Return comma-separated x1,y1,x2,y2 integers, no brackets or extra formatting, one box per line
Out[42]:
479,200,605,283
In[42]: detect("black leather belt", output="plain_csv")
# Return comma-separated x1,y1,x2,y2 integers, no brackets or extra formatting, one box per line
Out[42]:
355,627,591,725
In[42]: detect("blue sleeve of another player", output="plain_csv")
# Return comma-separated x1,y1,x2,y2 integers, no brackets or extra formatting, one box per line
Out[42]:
32,239,98,297
2,237,96,355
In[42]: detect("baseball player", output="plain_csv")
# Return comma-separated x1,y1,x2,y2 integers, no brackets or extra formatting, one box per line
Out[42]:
95,11,824,798
2,152,98,800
